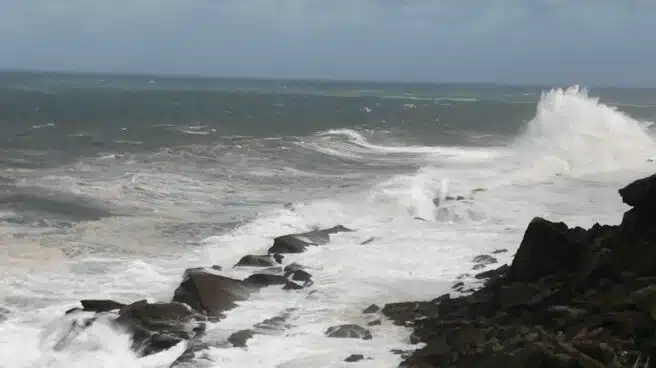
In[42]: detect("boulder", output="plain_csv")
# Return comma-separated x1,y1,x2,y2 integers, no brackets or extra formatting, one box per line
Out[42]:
508,217,587,282
363,304,380,314
344,354,365,362
172,268,250,319
80,299,125,313
228,329,254,348
618,172,656,208
267,225,354,254
325,324,372,340
234,254,284,268
115,300,206,357
243,273,287,289
284,269,313,286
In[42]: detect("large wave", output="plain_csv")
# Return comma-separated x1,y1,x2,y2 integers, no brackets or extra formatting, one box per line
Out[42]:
511,85,655,178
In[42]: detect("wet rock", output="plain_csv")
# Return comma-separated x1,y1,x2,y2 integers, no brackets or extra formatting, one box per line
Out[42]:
344,354,365,362
367,319,381,326
363,304,380,314
284,269,313,285
228,329,254,348
473,254,498,265
325,324,372,340
508,217,587,282
268,225,354,254
492,248,508,254
114,300,206,357
283,263,305,273
172,268,250,319
243,273,287,289
618,172,656,208
80,299,125,313
282,281,305,290
360,237,376,245
234,254,284,268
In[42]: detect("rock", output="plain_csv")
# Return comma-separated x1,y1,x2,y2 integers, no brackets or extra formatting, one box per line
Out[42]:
363,304,380,314
618,172,656,208
284,269,313,285
508,217,587,282
114,300,206,357
344,354,365,362
234,254,284,268
267,225,354,254
172,268,250,319
492,249,508,254
325,324,372,340
79,299,125,313
228,329,254,348
367,319,381,326
243,273,287,289
283,263,305,273
473,255,498,265
360,237,376,245
282,281,305,290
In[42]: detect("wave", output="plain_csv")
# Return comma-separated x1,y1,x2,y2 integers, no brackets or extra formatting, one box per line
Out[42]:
511,85,655,178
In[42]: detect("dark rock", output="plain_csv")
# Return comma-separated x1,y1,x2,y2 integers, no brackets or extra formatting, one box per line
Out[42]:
492,248,508,254
363,304,380,314
473,254,498,265
618,172,656,208
360,237,376,245
431,294,451,303
325,324,372,340
472,264,485,270
172,268,250,319
508,217,587,282
268,225,354,254
283,263,305,273
228,329,254,348
80,299,125,313
243,273,287,289
234,254,283,268
344,354,365,362
452,282,465,290
367,319,382,326
282,281,305,290
285,269,312,285
114,300,206,357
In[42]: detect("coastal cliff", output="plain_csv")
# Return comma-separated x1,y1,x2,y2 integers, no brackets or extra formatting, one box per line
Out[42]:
382,172,656,367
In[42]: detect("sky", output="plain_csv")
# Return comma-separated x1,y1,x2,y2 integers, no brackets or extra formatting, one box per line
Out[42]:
1,0,655,86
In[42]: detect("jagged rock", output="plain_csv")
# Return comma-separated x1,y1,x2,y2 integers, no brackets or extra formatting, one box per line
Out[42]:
283,263,305,273
363,304,380,314
115,300,206,357
325,324,372,340
284,269,313,285
379,173,656,368
618,172,656,208
243,273,287,289
508,217,587,282
234,254,284,268
172,268,250,319
267,225,354,254
228,329,254,348
344,354,365,362
80,299,125,313
473,254,498,265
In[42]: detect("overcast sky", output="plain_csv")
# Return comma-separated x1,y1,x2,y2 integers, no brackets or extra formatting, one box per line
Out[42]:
1,0,654,86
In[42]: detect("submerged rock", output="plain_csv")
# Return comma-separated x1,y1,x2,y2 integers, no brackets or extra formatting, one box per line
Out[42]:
325,324,372,340
234,254,284,268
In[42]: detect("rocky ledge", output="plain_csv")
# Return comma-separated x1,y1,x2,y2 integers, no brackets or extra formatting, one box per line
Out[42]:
382,172,656,367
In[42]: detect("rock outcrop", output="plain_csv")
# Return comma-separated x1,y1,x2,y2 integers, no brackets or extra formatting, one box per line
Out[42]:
382,172,656,367
267,225,353,254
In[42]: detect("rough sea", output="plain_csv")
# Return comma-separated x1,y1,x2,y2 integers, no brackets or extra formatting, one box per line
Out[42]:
1,71,655,368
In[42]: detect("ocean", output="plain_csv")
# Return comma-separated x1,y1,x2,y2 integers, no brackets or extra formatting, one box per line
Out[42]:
0,71,655,368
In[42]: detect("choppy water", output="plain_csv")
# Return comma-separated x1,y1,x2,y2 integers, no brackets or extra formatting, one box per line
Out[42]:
1,72,655,368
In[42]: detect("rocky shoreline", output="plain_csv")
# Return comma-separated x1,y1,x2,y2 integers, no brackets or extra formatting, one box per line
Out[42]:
381,172,656,367
52,172,656,367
